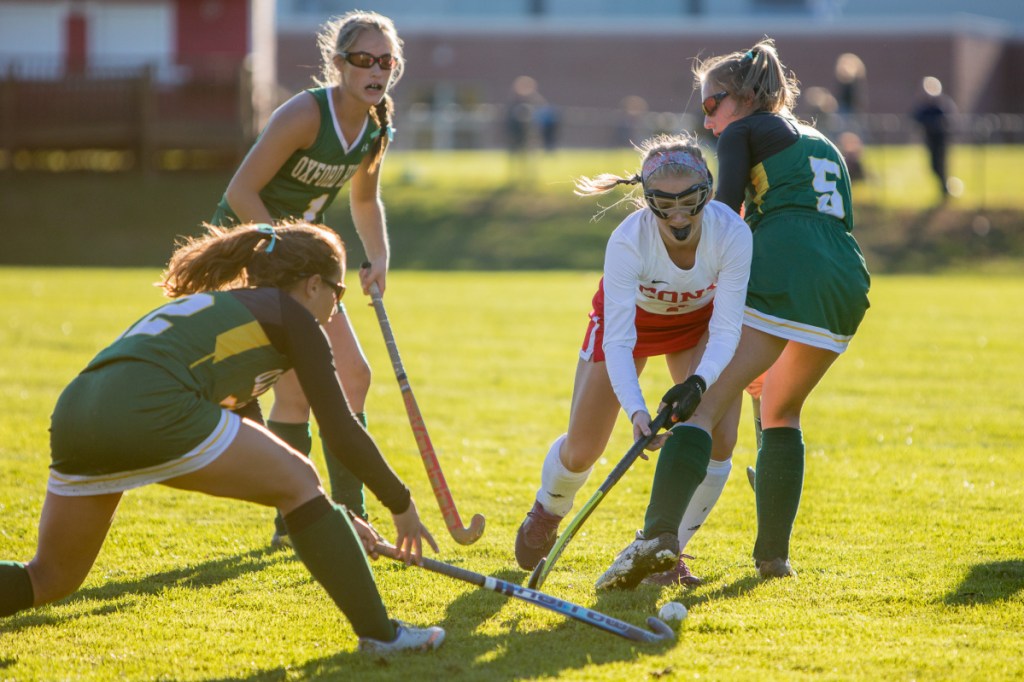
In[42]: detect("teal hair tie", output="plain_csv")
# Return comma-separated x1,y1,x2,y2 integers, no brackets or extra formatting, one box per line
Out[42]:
743,50,754,61
255,224,277,253
370,125,395,142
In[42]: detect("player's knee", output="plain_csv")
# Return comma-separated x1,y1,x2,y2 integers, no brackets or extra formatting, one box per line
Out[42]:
760,400,803,427
274,452,324,508
561,441,598,473
711,430,737,459
342,360,372,400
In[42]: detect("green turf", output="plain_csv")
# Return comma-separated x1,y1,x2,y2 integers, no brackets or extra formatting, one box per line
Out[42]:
2,146,1022,269
1,268,1022,681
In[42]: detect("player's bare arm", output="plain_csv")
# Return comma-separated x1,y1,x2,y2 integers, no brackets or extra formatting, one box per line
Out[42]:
350,153,390,295
224,94,321,223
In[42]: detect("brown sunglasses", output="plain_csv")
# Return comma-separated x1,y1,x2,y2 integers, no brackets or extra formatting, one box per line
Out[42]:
701,91,729,117
338,51,396,70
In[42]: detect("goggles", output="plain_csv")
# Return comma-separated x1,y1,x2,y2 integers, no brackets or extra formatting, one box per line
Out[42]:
644,183,712,219
338,51,396,70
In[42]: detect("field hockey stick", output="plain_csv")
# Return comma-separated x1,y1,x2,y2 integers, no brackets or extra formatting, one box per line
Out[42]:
374,543,675,643
363,267,485,545
528,405,674,590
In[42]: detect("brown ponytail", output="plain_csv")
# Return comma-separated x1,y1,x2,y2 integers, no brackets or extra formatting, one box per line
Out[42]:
367,94,395,174
693,37,800,115
161,222,344,298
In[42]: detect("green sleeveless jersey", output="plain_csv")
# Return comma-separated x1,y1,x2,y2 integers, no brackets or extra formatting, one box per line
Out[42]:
85,291,286,411
214,87,380,225
744,123,854,233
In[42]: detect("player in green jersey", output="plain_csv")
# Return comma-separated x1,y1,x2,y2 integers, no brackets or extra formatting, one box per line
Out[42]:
211,11,403,543
0,222,444,655
597,38,871,589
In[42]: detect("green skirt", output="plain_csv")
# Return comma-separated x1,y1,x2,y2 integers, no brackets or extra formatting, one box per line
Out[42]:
50,360,227,476
743,210,870,353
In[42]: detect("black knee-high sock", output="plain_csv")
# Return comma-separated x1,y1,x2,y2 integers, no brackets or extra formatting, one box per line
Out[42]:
284,496,394,641
753,427,805,562
0,561,34,617
642,426,712,538
269,421,314,536
322,412,367,520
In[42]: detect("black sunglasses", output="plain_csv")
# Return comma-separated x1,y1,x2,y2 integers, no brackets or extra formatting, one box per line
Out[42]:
701,91,729,117
321,278,346,302
338,51,396,70
295,273,346,303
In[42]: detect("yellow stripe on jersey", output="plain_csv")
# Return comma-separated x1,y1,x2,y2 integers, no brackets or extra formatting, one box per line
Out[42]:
212,320,272,364
750,162,769,214
189,352,214,369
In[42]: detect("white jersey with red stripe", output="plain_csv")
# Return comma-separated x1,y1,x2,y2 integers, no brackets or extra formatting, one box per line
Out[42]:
602,200,752,419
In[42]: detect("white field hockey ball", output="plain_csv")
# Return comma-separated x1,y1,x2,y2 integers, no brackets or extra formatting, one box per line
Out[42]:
658,601,688,623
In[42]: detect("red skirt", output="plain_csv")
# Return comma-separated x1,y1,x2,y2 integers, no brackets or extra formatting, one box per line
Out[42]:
580,279,713,362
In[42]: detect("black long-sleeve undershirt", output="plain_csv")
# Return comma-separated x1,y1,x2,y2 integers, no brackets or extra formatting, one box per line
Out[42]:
715,112,800,213
235,289,411,515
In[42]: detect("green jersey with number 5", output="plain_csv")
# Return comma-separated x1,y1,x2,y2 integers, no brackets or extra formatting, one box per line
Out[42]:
743,121,854,234
212,87,380,226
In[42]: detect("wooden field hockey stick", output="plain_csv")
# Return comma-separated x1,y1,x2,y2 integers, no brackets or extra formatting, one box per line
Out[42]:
528,405,674,590
375,544,675,643
364,268,485,545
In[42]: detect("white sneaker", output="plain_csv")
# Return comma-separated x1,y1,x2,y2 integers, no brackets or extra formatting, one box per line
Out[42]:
595,530,679,590
358,620,445,656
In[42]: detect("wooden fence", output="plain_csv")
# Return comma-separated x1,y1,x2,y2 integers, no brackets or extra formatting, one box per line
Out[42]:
0,63,253,172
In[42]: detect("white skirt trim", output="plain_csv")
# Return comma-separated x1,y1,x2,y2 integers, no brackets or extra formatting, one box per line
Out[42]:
47,410,241,496
743,307,853,354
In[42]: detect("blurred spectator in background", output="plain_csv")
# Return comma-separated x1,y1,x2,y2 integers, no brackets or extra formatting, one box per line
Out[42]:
615,95,650,146
537,103,561,152
834,53,868,140
834,53,867,116
912,76,957,201
803,86,840,141
505,75,546,183
838,131,866,183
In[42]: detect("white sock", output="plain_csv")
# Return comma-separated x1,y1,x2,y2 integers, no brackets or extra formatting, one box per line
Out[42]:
677,457,732,551
536,434,592,517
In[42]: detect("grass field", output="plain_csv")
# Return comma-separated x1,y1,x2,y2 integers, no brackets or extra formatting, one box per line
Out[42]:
2,146,1023,271
1,268,1022,681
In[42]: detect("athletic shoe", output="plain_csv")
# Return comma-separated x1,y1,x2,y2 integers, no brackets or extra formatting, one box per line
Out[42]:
595,530,679,590
514,500,564,570
358,620,445,656
746,466,756,492
756,557,797,579
641,553,703,587
270,531,293,549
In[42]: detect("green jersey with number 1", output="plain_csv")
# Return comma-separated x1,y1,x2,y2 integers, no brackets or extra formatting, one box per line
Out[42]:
213,87,380,226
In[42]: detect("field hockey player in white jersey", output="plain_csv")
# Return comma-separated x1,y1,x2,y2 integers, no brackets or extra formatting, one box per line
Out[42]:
514,132,753,587
597,39,871,589
211,11,402,545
